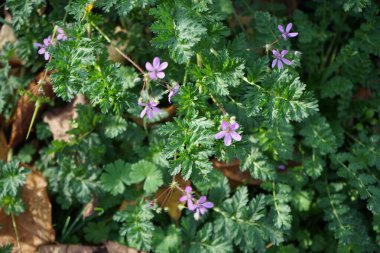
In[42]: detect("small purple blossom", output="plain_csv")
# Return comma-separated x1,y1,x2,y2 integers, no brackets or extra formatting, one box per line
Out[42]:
278,23,298,40
33,36,52,60
215,121,242,146
179,186,195,210
139,100,162,119
168,83,180,103
278,164,286,171
189,196,214,220
271,50,292,69
145,57,168,80
56,27,68,41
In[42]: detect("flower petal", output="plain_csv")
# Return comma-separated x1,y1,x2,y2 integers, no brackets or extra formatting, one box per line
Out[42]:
271,59,278,68
179,195,187,202
230,122,239,131
33,43,42,48
202,202,214,209
230,131,241,141
57,27,63,34
147,108,154,119
187,199,196,211
149,101,159,107
145,62,154,71
44,52,50,60
198,196,207,204
38,48,46,54
153,57,160,68
282,58,292,65
168,91,173,103
152,106,161,115
149,72,157,80
140,107,147,118
278,25,284,33
286,23,293,33
277,60,283,69
57,34,63,40
158,61,168,71
224,133,232,146
272,50,279,57
43,38,51,46
185,186,192,193
156,71,165,79
215,131,226,139
281,50,288,56
221,121,229,131
288,32,298,37
199,207,207,215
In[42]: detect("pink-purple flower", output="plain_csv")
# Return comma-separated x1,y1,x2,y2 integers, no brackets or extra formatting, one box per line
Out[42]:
179,186,214,220
179,186,195,210
57,27,68,41
34,36,52,60
215,121,242,146
139,100,161,119
145,57,168,80
168,83,180,103
278,23,298,40
271,50,292,69
189,196,214,220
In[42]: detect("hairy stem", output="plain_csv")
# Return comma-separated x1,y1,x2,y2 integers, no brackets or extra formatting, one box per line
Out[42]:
90,22,145,75
11,212,22,253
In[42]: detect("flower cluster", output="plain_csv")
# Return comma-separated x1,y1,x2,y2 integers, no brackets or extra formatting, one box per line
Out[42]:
34,27,68,61
271,23,298,70
179,186,214,220
139,57,181,119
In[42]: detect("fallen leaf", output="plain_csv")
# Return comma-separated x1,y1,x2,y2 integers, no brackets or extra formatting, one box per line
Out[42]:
104,241,145,253
39,241,145,253
8,71,55,148
0,128,8,162
43,94,87,141
0,11,22,66
108,26,128,64
212,158,261,186
155,175,190,223
0,168,55,253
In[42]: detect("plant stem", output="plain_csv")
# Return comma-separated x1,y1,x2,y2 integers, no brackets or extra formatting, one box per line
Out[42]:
90,22,145,75
210,94,227,115
11,212,22,253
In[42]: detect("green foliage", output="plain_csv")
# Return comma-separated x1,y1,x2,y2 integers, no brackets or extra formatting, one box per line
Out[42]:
114,204,155,251
0,160,29,215
150,2,208,64
6,0,45,31
0,244,13,253
4,0,380,252
214,188,284,252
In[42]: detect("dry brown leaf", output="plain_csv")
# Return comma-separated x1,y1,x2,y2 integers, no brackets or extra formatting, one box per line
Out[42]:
39,241,145,253
8,72,54,148
0,128,8,162
212,158,261,186
104,241,145,253
43,94,87,141
155,175,190,223
0,11,23,66
0,169,55,253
